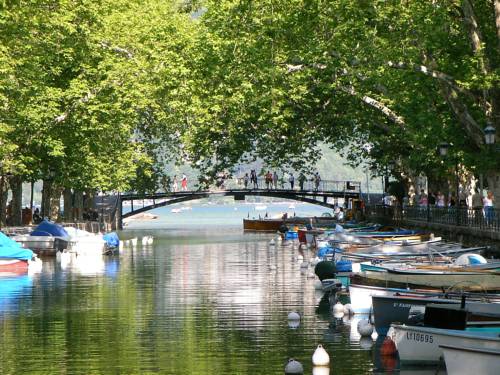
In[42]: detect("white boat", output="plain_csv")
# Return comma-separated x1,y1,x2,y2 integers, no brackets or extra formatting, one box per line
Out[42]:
64,227,106,256
348,284,407,314
12,235,68,255
440,344,500,375
388,324,500,365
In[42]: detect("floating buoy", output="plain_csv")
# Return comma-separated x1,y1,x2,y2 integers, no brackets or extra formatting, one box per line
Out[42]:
130,237,138,246
269,238,276,246
343,304,354,316
287,311,300,321
141,236,154,245
357,319,374,337
333,302,344,315
312,344,330,366
380,336,397,356
359,337,373,350
285,358,304,374
312,366,330,375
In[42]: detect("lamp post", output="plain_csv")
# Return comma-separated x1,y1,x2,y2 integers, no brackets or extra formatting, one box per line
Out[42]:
438,142,460,225
484,124,496,146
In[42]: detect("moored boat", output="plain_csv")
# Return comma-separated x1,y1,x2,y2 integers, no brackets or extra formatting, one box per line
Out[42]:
440,344,500,375
12,220,69,255
0,232,41,274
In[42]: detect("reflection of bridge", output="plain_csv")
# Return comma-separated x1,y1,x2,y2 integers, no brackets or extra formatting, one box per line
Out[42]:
113,180,361,229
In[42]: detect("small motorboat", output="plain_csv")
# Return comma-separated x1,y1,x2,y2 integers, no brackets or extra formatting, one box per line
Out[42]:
12,220,69,256
0,232,41,274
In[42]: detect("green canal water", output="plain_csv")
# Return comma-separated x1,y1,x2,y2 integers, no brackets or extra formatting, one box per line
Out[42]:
0,202,446,374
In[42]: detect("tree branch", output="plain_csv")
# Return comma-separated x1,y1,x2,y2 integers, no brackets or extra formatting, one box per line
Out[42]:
339,86,404,132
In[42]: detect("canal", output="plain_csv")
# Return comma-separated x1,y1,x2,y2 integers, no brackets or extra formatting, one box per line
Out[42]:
0,202,447,374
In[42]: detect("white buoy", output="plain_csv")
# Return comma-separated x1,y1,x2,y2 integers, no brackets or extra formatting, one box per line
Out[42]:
312,366,330,375
343,304,354,316
285,358,304,374
314,280,323,290
357,319,374,337
269,238,276,246
130,237,138,246
333,302,344,315
359,337,374,350
312,344,330,366
297,254,304,261
287,311,300,321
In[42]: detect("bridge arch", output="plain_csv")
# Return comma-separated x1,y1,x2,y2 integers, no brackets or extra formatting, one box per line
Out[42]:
119,187,360,226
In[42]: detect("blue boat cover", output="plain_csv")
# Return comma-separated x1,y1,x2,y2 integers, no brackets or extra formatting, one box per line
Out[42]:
0,232,34,260
103,232,120,248
30,220,69,238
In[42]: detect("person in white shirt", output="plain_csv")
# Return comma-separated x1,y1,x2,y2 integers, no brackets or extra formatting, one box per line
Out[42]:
483,190,495,224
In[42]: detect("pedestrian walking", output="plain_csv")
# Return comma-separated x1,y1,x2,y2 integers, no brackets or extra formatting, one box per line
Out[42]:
181,174,188,191
265,171,272,189
288,173,295,190
273,171,278,189
483,190,495,225
173,175,178,192
251,169,258,189
298,172,306,190
314,172,321,191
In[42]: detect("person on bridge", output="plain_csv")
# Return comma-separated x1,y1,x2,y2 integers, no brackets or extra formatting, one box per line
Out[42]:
173,175,178,192
273,171,278,189
313,172,321,191
181,174,188,191
298,172,306,190
251,170,258,189
265,171,272,189
288,173,295,190
243,173,249,188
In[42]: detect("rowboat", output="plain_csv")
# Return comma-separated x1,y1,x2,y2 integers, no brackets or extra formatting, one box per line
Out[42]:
359,265,500,291
440,344,500,375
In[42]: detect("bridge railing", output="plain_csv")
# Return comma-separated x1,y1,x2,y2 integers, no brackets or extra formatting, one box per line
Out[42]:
367,204,500,231
127,178,361,195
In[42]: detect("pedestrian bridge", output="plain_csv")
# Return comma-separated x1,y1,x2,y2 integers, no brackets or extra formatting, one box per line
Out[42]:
114,180,361,228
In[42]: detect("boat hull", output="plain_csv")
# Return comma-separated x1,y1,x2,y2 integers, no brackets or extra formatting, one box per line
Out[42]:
440,344,500,375
12,235,68,256
359,270,500,291
243,219,283,232
0,259,29,275
388,324,500,365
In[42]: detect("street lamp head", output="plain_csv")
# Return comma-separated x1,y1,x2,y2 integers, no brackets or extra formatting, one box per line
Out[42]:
484,124,496,145
438,142,450,157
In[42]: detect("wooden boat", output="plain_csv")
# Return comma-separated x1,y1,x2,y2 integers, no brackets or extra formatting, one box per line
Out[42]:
440,344,500,375
243,218,284,231
359,264,500,291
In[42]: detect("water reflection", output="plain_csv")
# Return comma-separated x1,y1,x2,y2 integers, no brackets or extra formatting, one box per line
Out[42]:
0,274,33,314
0,229,378,374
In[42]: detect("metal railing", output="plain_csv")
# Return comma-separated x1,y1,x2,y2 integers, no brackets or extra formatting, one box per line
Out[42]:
368,205,500,231
149,178,361,194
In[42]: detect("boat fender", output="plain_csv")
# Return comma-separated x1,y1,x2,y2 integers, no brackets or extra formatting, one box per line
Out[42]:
333,302,344,315
312,344,330,366
357,319,374,336
287,312,300,321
